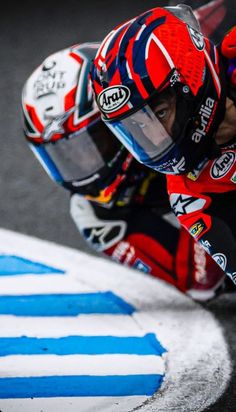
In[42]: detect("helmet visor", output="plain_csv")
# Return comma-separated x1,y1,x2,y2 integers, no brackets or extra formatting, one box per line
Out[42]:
35,120,121,183
106,89,178,170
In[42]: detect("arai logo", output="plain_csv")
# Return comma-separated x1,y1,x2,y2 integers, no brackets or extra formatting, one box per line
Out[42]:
210,151,235,179
97,85,130,113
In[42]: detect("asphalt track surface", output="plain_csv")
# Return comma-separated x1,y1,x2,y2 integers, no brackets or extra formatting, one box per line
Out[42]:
0,0,235,410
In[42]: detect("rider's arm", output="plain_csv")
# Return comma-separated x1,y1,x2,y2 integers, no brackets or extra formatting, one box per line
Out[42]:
69,193,180,284
169,190,236,284
70,192,225,297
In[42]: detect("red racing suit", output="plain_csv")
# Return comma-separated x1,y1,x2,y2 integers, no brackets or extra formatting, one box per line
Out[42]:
71,161,225,300
167,27,236,284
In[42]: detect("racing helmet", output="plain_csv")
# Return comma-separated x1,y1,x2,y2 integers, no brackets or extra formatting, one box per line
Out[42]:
22,43,132,204
91,4,227,174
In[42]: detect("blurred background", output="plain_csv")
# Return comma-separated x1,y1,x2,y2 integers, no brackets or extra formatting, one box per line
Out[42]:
0,0,233,252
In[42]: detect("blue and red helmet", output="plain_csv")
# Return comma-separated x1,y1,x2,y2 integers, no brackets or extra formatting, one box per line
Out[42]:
22,43,132,204
91,5,227,174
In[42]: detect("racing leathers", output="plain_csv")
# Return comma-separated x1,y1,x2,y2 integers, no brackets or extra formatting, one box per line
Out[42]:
70,160,225,301
167,27,236,284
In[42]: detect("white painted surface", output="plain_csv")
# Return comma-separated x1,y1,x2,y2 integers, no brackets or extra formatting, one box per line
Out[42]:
0,315,142,337
0,274,95,294
0,228,232,412
0,396,147,412
0,354,165,377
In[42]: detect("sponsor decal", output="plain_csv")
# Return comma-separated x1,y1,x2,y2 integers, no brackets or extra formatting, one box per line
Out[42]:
200,239,211,253
172,156,186,174
187,158,209,181
111,241,135,264
42,108,74,141
84,226,108,245
42,60,57,71
34,62,66,99
188,26,205,50
187,171,199,181
170,194,206,217
212,253,227,271
158,157,186,174
124,245,135,264
191,98,216,143
133,259,151,274
190,219,206,238
112,241,130,262
97,85,130,113
231,272,236,284
210,151,235,179
170,70,181,87
231,171,236,183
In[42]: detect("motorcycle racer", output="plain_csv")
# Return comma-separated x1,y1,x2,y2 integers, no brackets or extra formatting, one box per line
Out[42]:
90,4,236,284
21,41,226,301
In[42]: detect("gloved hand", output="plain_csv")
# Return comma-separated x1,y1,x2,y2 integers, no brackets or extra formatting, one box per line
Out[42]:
70,193,127,252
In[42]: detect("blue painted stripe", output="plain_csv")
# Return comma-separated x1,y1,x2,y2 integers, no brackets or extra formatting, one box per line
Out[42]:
30,144,63,183
0,374,164,398
0,292,135,316
0,333,166,356
0,255,65,275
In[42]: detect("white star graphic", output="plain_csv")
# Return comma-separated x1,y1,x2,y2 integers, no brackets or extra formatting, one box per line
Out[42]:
42,107,75,141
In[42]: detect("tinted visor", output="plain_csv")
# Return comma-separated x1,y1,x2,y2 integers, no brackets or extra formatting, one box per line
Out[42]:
42,119,121,183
